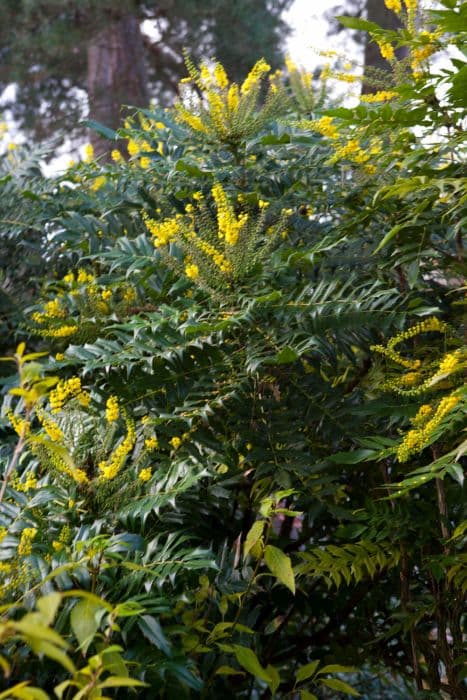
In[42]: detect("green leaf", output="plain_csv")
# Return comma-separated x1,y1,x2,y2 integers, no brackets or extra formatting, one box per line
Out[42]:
336,15,380,32
37,593,62,626
318,664,357,675
98,677,148,689
244,520,265,557
300,692,318,700
274,346,298,364
264,545,295,594
138,615,172,657
321,678,360,696
70,599,102,654
81,120,117,140
215,665,245,676
328,449,376,464
0,684,49,700
233,645,272,683
296,660,320,683
266,664,281,694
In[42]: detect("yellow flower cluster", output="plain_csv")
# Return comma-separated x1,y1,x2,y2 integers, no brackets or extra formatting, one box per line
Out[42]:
241,59,271,95
98,415,136,480
111,149,123,163
7,412,30,437
306,116,338,140
105,395,119,422
77,269,95,284
49,376,89,413
360,91,398,103
378,41,395,61
138,467,152,482
145,436,159,450
411,44,436,75
397,393,460,462
330,139,369,165
176,57,277,143
90,175,106,191
185,230,232,275
13,472,37,492
212,183,249,245
384,0,401,12
185,263,199,279
38,411,65,442
83,144,94,162
372,317,448,371
39,325,78,338
143,213,181,247
32,297,66,324
437,350,462,375
170,436,182,450
17,528,37,556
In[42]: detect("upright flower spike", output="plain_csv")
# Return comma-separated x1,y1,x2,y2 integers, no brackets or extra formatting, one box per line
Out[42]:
174,56,284,149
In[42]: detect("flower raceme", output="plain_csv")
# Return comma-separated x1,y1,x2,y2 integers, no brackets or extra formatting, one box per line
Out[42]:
175,56,285,147
143,183,289,288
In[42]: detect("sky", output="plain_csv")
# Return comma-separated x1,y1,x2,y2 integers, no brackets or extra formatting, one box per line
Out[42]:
284,0,358,68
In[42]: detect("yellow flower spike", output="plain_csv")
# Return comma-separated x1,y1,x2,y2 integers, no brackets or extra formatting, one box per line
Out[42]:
227,84,240,112
111,149,123,162
140,156,151,169
214,62,229,89
18,527,37,556
105,395,119,423
241,58,271,94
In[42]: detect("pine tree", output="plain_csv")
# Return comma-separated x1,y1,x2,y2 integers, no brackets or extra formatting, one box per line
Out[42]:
0,0,291,153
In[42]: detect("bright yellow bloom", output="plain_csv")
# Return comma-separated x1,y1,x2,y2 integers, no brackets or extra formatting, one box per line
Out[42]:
170,436,182,450
111,149,123,162
90,175,106,191
127,139,140,157
378,41,395,61
384,0,401,12
18,528,37,556
138,467,152,482
307,116,338,140
83,143,94,162
361,91,398,103
145,436,159,450
185,263,199,279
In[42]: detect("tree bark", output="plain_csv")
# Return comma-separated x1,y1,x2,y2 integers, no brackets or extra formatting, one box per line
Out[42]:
87,13,148,157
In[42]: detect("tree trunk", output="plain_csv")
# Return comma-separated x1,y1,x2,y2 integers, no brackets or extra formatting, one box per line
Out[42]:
87,14,148,157
362,0,405,93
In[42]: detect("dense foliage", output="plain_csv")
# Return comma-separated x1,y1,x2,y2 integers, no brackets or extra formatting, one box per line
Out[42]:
0,1,465,698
